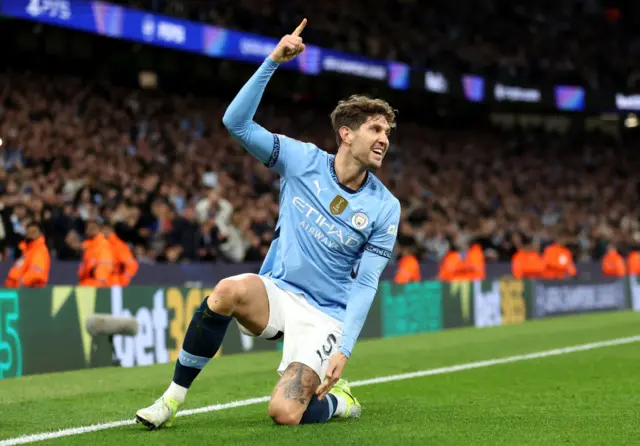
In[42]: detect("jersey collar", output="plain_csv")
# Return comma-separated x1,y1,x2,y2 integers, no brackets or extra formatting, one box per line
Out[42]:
328,154,371,195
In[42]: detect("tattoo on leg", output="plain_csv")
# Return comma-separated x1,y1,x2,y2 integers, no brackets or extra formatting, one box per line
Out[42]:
277,363,319,405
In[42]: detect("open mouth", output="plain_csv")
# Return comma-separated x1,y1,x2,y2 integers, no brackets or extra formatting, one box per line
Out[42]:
372,147,384,156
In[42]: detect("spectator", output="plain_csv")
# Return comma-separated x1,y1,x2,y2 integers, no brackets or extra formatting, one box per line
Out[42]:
4,222,50,288
195,188,234,235
601,243,626,278
219,212,250,263
78,220,113,287
58,230,83,261
511,237,545,280
438,237,486,282
102,222,139,286
628,250,640,276
394,243,421,284
541,239,577,280
168,207,201,262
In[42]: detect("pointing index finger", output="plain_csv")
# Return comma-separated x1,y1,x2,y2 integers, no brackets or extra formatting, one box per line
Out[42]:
292,18,307,37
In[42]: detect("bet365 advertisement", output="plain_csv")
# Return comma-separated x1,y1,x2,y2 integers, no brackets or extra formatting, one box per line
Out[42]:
0,276,638,379
0,286,282,379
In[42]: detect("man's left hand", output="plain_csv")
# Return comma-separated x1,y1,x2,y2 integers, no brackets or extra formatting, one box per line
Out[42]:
315,352,348,400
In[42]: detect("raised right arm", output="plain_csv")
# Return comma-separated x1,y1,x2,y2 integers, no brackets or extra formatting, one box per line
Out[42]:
222,58,280,167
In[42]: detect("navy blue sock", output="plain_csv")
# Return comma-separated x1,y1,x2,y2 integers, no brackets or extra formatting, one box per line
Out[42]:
300,394,338,424
172,298,231,388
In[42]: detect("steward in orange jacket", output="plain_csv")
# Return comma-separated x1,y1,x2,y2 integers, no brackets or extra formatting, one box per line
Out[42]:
5,222,50,288
541,242,577,280
102,223,138,286
628,251,640,276
511,238,545,279
394,243,421,284
78,220,113,287
602,245,626,278
438,243,485,282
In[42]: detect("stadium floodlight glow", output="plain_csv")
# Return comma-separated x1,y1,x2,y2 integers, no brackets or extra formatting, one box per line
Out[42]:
425,71,448,93
624,113,638,128
554,86,585,111
615,93,640,111
494,83,541,103
462,75,485,102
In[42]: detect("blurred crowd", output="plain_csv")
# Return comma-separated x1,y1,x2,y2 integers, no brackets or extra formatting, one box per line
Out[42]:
112,0,640,89
1,69,640,267
392,127,640,264
0,71,283,264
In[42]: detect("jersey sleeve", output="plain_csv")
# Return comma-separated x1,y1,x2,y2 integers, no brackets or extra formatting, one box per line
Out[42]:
222,57,320,178
340,198,401,358
268,134,321,177
358,198,401,289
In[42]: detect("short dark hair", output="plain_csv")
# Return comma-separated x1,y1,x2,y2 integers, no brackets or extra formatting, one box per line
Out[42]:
329,95,397,146
26,221,41,232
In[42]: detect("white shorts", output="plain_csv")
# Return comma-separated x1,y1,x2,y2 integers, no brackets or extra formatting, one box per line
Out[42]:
236,275,343,381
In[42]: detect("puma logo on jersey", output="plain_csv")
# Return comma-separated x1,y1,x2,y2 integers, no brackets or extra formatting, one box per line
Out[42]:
314,179,328,197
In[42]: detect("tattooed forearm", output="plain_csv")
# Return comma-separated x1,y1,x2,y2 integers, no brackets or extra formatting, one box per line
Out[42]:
277,362,320,404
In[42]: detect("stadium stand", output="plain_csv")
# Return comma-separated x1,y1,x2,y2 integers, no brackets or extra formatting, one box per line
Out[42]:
0,0,639,269
109,0,640,87
1,68,639,266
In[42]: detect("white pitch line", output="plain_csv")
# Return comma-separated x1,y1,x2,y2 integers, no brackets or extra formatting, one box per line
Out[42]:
1,335,638,446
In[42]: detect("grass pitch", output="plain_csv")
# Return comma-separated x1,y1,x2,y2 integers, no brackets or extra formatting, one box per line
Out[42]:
1,310,639,445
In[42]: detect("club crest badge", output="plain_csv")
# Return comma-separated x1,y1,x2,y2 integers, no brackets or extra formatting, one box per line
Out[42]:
351,212,369,230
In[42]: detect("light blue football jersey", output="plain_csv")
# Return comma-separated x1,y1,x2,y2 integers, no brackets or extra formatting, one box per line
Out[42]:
223,57,401,356
259,135,400,323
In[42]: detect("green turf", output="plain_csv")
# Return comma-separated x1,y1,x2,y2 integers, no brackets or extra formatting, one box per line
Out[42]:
1,311,639,445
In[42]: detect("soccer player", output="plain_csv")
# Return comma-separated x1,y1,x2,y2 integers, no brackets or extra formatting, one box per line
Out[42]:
135,18,401,428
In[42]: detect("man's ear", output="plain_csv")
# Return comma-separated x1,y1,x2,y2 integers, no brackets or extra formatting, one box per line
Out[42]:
339,126,353,145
